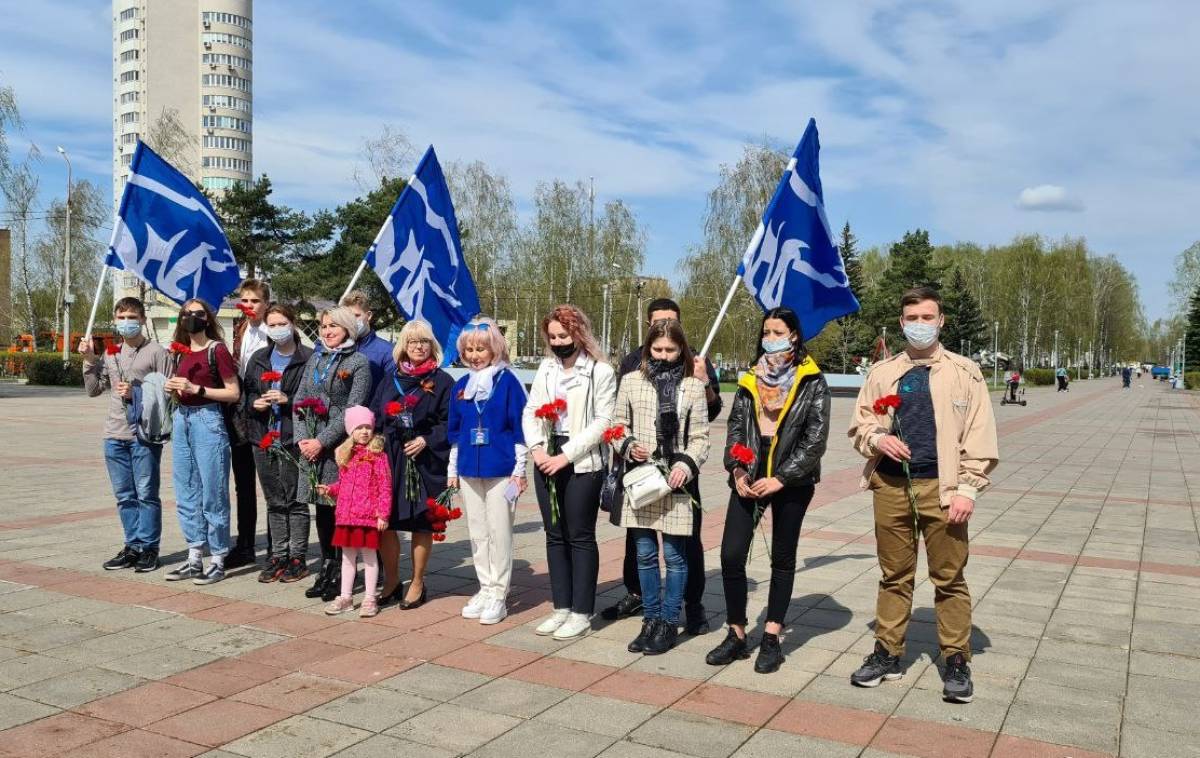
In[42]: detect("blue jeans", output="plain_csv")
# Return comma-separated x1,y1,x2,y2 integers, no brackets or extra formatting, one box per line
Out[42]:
103,437,163,550
633,528,688,623
172,405,232,557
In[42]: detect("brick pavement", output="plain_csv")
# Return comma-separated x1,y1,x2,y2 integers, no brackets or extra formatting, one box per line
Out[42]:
0,377,1197,757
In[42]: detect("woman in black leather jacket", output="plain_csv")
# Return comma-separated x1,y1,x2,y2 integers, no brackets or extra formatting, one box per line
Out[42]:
705,306,831,674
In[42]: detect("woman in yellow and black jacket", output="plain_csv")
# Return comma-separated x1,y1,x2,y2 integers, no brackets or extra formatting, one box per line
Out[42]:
705,306,831,675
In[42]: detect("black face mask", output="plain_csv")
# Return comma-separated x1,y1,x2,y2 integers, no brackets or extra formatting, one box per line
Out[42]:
181,315,208,334
550,343,577,360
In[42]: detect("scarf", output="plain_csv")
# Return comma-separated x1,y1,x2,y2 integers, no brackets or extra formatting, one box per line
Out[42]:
464,362,509,402
754,350,796,414
400,358,437,377
647,358,685,459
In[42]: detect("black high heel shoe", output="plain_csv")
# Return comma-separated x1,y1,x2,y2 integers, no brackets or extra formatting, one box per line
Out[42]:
399,585,427,610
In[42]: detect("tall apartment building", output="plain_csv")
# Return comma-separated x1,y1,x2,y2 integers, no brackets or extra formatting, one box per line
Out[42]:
111,0,252,327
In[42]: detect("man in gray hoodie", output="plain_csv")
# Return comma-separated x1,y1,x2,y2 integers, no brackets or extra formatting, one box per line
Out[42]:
81,297,173,573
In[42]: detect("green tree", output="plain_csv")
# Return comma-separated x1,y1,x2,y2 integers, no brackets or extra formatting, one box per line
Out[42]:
827,221,873,371
941,267,986,356
214,175,316,279
1185,284,1200,372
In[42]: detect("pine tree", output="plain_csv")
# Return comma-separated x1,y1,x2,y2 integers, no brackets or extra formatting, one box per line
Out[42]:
831,221,873,372
1185,283,1200,372
941,267,987,356
861,229,943,351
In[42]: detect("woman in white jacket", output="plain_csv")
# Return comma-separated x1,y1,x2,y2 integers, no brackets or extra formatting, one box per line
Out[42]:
523,305,616,640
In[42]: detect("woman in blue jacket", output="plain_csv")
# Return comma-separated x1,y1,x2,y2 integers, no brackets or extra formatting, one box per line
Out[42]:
446,316,527,626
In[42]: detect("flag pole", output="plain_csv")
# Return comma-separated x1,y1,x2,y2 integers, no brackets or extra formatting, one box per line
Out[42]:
339,172,418,303
698,223,765,358
83,223,123,343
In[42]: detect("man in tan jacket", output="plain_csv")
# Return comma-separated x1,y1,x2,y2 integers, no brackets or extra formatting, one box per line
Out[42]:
847,286,998,704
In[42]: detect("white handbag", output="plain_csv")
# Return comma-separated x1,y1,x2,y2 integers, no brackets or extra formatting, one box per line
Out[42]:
623,463,673,510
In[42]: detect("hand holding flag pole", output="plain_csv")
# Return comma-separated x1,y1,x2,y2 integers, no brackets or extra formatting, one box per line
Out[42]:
698,118,859,357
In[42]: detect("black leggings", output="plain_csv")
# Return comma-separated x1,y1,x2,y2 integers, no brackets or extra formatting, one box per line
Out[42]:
535,463,603,614
621,488,705,608
720,484,813,627
231,441,258,547
314,502,337,561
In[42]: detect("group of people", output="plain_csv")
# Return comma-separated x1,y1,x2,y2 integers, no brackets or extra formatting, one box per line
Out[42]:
82,283,998,704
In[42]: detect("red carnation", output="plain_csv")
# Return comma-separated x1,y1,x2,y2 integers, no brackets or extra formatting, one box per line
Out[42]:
426,497,437,508
432,533,446,542
873,394,902,416
403,395,420,410
260,370,283,383
258,430,281,451
105,344,121,355
729,443,755,467
386,400,404,417
553,398,567,413
602,425,625,444
448,507,462,520
169,341,192,355
235,302,256,318
430,520,447,532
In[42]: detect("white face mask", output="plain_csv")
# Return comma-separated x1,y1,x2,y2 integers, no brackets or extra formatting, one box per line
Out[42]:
356,318,368,337
902,322,940,349
267,325,293,344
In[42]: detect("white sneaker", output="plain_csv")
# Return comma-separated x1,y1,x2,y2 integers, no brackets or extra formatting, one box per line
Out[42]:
479,597,508,625
552,612,592,640
536,609,571,636
462,592,487,619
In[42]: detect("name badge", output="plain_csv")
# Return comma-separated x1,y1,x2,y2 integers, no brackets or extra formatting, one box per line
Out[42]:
399,412,414,429
472,427,490,446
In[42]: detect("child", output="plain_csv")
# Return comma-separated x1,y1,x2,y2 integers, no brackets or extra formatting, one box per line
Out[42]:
447,317,528,625
316,406,391,618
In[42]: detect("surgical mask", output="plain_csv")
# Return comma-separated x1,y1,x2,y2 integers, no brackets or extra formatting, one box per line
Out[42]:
267,326,293,344
114,320,142,338
902,322,940,349
181,315,208,334
761,337,792,354
356,318,368,336
550,343,577,360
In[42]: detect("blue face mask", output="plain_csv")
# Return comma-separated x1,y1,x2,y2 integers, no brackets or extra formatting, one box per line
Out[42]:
902,322,940,349
761,337,792,354
114,320,142,338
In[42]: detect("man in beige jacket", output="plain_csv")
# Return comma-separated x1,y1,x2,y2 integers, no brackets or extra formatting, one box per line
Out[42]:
848,286,998,704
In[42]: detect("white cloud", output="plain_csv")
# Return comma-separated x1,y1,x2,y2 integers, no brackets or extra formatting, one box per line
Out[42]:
1016,184,1084,212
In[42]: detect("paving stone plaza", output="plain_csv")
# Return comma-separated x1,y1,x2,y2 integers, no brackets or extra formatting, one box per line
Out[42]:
0,378,1197,757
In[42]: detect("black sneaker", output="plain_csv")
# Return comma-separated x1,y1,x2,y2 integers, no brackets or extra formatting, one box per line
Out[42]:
705,627,750,666
942,652,974,703
602,593,643,621
224,544,255,570
103,546,140,571
754,632,785,674
279,558,309,583
164,561,203,581
258,556,286,583
193,564,226,586
850,642,903,687
627,619,656,653
134,548,160,573
684,604,711,635
642,619,678,656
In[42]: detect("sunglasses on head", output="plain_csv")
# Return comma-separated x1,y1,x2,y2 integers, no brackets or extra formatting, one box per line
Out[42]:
462,323,490,332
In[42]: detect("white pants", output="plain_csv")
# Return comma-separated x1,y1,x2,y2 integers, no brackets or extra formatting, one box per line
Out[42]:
461,476,515,599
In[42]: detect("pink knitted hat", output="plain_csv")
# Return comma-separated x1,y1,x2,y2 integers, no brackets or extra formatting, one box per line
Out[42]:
344,405,375,434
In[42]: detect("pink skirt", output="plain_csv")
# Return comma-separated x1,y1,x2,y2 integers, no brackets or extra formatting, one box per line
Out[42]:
332,525,380,550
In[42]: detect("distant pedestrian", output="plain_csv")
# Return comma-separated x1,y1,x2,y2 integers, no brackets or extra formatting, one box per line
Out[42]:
81,297,172,574
1121,367,1132,389
316,406,391,618
848,286,998,704
1055,367,1069,392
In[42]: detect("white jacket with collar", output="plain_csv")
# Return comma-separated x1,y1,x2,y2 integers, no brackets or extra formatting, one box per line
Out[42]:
521,353,616,474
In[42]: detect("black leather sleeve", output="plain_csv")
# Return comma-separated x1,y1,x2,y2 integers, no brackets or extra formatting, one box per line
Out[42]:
774,376,831,486
723,389,752,474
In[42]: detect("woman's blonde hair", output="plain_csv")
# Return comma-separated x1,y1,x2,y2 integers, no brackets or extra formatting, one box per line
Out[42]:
541,304,602,361
393,320,443,366
334,433,385,468
317,306,358,346
455,316,509,365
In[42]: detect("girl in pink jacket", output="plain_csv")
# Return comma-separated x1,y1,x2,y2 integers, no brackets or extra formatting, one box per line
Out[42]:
316,406,391,617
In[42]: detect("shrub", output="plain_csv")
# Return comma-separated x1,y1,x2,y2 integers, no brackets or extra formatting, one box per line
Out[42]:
1022,368,1056,386
23,353,84,386
1186,371,1200,391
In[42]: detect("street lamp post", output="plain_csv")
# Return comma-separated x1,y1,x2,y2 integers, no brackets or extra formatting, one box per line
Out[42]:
1053,329,1059,369
57,146,72,365
992,321,999,388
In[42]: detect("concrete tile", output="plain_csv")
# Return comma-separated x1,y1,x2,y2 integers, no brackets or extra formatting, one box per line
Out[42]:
597,741,696,758
534,692,659,738
59,727,209,758
798,673,909,715
223,714,371,758
231,672,358,714
376,662,491,702
1120,722,1200,758
1001,701,1120,756
731,728,861,757
385,703,522,753
75,681,217,727
181,626,288,657
309,686,437,732
331,732,457,758
0,652,84,689
453,676,572,718
469,719,617,758
145,698,290,748
629,710,755,758
9,665,142,709
100,644,222,680
0,690,60,730
1024,657,1127,696
0,711,129,755
1125,674,1200,735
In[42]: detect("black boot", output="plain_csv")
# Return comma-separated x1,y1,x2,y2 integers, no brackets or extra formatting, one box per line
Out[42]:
321,561,342,602
754,632,785,674
643,619,678,656
627,619,656,653
305,558,334,599
705,627,750,666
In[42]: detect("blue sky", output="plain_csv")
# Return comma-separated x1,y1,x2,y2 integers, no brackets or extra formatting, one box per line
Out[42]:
2,0,1197,320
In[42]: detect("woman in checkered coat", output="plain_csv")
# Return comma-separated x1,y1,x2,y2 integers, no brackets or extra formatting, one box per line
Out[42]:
609,319,710,656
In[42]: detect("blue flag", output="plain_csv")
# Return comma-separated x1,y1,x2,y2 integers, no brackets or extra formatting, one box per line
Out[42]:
365,145,481,366
737,118,859,340
107,142,240,307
